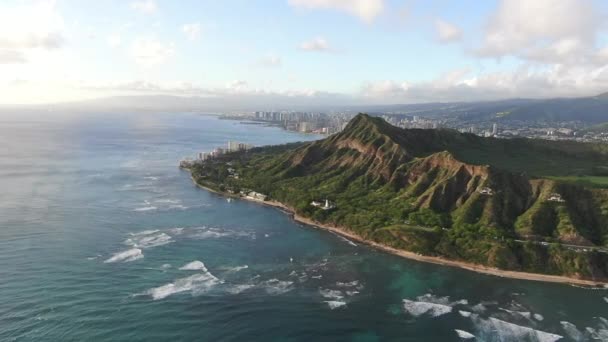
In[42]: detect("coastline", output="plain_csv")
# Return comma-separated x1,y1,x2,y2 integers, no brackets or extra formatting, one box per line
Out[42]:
189,175,608,288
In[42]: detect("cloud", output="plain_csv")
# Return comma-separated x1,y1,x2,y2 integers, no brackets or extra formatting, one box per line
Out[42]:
360,64,608,103
0,1,65,50
435,19,462,43
0,50,27,64
288,0,384,23
476,0,602,65
182,23,201,41
130,38,175,67
299,37,333,52
131,0,158,14
107,34,122,48
256,54,282,67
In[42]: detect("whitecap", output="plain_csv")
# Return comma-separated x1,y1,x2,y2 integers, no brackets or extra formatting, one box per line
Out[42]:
143,176,159,181
125,232,173,249
133,206,157,212
225,284,255,295
145,272,220,300
179,261,208,272
104,248,143,263
169,227,184,235
319,288,344,300
459,310,472,317
168,204,189,210
402,299,452,317
232,265,249,272
560,321,584,341
534,313,544,321
455,329,475,339
346,290,359,296
604,297,608,304
130,229,160,236
325,301,347,310
500,308,532,320
311,275,322,279
336,280,359,287
472,317,562,342
261,279,293,295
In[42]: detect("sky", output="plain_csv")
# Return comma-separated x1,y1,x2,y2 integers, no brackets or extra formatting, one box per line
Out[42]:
1,0,608,105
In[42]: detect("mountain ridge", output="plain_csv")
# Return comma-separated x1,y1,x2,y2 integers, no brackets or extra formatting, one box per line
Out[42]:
188,113,608,281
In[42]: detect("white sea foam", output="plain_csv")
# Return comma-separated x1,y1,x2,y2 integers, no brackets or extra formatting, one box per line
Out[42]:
336,280,359,287
225,284,255,295
534,313,544,321
455,329,475,339
472,317,562,342
125,232,173,249
459,310,472,317
133,206,157,212
500,308,532,320
104,248,143,263
402,299,452,317
325,301,347,310
311,275,322,279
160,263,171,270
346,290,359,296
169,227,184,235
179,261,208,272
560,321,584,341
319,289,344,300
261,279,294,295
339,236,357,247
130,229,160,236
145,272,220,300
233,265,249,272
604,297,608,303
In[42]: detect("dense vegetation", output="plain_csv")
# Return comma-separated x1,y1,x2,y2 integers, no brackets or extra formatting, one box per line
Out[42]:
190,114,608,281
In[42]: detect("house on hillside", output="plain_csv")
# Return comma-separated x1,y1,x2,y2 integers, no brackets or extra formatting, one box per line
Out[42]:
311,199,336,210
547,193,565,203
478,187,494,195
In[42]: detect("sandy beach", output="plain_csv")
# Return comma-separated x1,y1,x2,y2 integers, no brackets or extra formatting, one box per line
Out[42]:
191,176,608,288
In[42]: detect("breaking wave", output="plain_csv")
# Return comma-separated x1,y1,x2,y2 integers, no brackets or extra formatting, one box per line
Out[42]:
260,279,293,295
472,316,562,342
124,231,173,249
455,329,475,339
179,260,208,271
145,272,221,300
104,248,143,263
402,299,452,317
325,301,347,310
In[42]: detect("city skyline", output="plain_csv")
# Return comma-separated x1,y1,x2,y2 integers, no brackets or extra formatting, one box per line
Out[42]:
1,0,608,105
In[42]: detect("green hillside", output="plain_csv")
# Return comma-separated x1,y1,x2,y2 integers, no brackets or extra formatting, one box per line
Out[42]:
189,114,608,281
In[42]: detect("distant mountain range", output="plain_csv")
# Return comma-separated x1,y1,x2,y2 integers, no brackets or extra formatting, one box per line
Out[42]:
189,114,608,282
3,92,608,124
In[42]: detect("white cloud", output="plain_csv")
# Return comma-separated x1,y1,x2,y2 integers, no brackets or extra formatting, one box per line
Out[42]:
477,0,602,64
257,54,282,67
107,34,122,48
361,64,608,103
288,0,384,23
299,37,332,52
0,50,27,64
0,1,65,50
130,38,175,67
435,19,462,43
131,0,158,14
182,23,201,41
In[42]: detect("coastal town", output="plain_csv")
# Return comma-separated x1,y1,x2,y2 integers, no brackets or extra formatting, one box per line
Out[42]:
220,110,608,143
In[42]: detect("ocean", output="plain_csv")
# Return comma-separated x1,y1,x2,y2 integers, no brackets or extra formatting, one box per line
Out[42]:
0,112,606,341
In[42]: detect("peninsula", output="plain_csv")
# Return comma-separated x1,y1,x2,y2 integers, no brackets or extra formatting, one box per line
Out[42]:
183,114,608,285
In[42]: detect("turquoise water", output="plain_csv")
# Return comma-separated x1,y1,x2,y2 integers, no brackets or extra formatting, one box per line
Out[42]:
0,112,606,341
